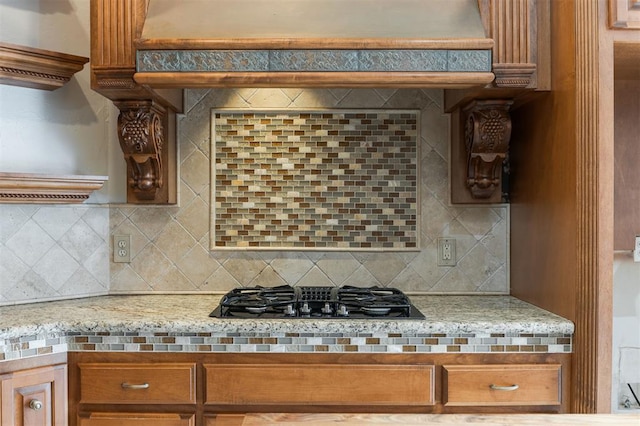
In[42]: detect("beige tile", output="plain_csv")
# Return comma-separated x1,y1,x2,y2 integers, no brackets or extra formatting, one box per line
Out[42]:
457,208,502,239
155,220,197,264
110,265,151,292
153,266,197,291
268,253,315,284
5,221,55,267
457,244,504,286
315,253,360,286
130,243,174,285
296,266,335,287
245,89,293,108
201,266,240,292
337,89,386,108
430,268,476,292
390,266,430,292
129,207,173,241
362,253,407,285
0,205,29,244
250,265,289,287
177,196,209,242
221,254,268,285
290,90,341,108
32,207,82,240
32,246,79,290
176,244,221,287
181,150,210,196
59,267,107,296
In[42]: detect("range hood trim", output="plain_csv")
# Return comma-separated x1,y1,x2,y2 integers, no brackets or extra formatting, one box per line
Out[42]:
134,71,495,89
135,38,495,51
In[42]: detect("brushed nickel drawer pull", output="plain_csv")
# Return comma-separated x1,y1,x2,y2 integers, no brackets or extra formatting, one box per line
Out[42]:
489,384,519,391
121,382,150,390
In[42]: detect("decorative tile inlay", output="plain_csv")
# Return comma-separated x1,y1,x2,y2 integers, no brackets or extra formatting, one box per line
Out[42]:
137,50,492,73
211,110,419,250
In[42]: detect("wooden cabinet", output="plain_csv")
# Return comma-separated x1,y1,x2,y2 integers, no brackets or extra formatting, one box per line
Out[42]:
78,363,196,404
75,362,196,426
78,412,194,426
68,351,570,426
204,363,434,407
442,364,562,407
0,360,67,426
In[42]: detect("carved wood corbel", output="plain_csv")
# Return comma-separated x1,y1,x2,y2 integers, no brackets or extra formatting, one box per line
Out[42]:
463,100,513,199
114,100,168,202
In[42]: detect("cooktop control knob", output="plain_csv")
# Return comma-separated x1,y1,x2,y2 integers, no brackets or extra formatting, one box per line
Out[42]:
300,302,311,315
284,304,296,316
337,304,349,317
321,302,333,315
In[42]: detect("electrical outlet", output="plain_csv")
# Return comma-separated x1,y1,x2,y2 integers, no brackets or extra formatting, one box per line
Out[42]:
437,237,456,266
113,235,131,263
634,236,640,263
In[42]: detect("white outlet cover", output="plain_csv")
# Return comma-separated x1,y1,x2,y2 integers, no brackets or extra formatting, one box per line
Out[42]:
634,236,640,263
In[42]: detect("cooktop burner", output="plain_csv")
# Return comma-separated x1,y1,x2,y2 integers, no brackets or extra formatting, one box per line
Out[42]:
209,285,425,319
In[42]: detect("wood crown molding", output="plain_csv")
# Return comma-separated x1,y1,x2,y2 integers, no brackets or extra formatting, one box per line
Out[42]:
0,42,88,90
0,173,107,204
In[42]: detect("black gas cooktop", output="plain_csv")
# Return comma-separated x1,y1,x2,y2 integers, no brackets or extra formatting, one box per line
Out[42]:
209,285,425,319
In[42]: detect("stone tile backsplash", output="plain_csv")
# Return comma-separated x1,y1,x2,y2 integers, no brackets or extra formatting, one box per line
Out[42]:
0,205,109,305
112,89,508,295
0,89,509,305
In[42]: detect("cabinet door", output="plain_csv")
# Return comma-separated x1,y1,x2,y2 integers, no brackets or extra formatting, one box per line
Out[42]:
442,364,562,406
205,363,434,406
78,363,196,404
0,364,68,426
78,412,194,426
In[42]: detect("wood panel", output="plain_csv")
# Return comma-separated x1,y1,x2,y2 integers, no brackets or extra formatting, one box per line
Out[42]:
509,0,613,414
614,79,640,249
204,363,435,406
78,363,196,404
0,364,68,426
79,412,195,426
442,364,561,406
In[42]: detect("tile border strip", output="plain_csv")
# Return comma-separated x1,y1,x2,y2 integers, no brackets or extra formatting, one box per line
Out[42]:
0,331,572,361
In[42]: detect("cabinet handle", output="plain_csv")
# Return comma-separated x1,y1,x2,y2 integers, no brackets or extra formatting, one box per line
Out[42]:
489,384,519,391
29,399,43,410
121,382,150,389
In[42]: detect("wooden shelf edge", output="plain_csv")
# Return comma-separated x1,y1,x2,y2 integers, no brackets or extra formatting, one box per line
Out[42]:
0,172,108,204
0,42,89,90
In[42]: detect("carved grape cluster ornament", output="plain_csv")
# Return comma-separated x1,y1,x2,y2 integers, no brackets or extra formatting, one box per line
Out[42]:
116,101,165,199
463,100,513,199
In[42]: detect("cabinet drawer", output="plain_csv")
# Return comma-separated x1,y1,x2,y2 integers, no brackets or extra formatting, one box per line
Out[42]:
443,364,562,406
204,363,434,406
79,412,195,426
79,363,196,404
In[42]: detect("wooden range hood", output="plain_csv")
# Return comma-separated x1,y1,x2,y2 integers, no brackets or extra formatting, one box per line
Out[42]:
133,0,495,89
90,0,549,204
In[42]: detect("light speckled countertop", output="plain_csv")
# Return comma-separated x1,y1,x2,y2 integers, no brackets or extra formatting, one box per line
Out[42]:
0,294,574,340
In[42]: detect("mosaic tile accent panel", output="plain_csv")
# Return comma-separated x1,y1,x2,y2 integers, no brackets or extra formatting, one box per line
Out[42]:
0,331,572,360
211,110,419,250
137,49,492,73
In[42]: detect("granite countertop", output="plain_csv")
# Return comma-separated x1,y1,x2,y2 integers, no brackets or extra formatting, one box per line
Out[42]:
0,294,574,340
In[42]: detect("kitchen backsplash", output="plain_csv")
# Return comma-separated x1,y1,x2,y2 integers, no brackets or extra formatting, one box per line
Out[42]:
111,88,508,295
212,109,419,250
0,89,509,305
0,205,109,305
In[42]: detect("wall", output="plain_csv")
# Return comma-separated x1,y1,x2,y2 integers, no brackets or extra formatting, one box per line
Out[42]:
612,253,640,412
0,1,114,305
0,2,509,303
110,88,509,295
